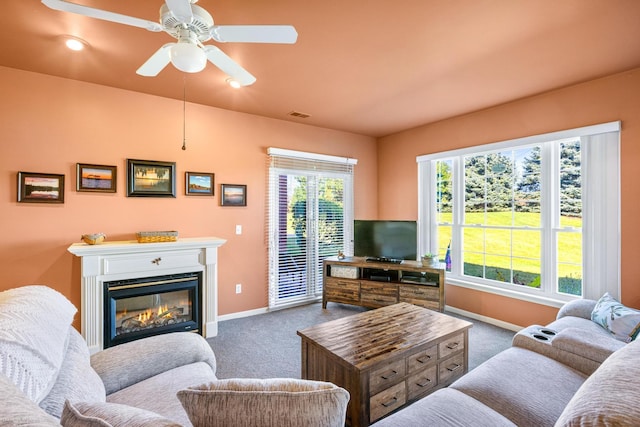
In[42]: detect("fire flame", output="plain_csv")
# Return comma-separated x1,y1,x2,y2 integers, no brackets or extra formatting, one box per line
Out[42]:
135,304,176,323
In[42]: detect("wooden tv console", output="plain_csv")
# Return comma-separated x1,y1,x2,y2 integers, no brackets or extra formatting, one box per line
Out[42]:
322,256,445,312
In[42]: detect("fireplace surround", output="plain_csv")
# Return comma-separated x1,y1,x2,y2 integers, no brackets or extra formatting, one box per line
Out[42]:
68,237,226,354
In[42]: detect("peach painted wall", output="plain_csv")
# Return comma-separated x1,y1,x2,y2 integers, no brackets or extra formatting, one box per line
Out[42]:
378,68,640,327
0,66,378,327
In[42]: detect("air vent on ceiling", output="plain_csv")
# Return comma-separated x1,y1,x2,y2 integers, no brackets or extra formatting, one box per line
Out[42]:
288,111,311,119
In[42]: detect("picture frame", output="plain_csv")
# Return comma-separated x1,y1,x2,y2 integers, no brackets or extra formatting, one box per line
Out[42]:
186,172,215,196
220,184,247,206
126,159,176,197
17,172,65,203
76,163,117,193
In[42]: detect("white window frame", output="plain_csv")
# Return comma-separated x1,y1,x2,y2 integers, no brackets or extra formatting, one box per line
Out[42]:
417,122,620,308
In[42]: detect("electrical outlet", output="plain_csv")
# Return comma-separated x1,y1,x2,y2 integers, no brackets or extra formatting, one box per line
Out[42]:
235,225,242,235
235,284,242,294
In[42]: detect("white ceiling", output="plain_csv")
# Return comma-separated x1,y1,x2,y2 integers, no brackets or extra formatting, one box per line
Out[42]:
2,0,640,137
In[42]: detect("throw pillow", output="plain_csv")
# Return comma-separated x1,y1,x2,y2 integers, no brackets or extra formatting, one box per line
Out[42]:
0,285,77,403
591,292,640,343
177,378,350,427
0,373,59,426
556,338,640,426
60,401,182,427
39,328,107,418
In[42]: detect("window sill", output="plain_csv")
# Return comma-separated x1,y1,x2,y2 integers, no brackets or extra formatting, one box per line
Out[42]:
446,277,572,309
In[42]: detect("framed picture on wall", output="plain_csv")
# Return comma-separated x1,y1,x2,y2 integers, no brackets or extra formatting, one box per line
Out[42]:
186,172,215,196
126,159,176,197
17,172,65,203
220,184,247,206
76,163,117,193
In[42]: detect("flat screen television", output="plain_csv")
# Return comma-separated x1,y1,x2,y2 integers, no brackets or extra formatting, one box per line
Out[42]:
354,220,417,262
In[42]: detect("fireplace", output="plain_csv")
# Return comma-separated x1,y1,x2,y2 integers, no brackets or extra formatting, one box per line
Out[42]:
104,272,202,348
67,237,226,354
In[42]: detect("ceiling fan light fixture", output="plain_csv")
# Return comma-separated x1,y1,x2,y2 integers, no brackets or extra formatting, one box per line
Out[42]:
170,42,207,73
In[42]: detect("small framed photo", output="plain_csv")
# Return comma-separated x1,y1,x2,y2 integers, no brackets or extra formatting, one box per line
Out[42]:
220,184,247,206
18,172,65,203
186,172,215,196
127,159,176,197
76,163,117,193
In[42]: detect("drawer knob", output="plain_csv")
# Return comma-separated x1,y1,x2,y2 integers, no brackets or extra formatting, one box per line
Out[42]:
446,363,462,372
446,342,460,350
416,355,432,364
152,257,162,265
381,397,398,408
380,370,398,380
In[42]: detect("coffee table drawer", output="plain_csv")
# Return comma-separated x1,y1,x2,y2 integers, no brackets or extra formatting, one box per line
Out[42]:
407,365,438,399
439,333,465,358
370,381,406,423
407,345,437,373
439,352,465,384
370,359,406,395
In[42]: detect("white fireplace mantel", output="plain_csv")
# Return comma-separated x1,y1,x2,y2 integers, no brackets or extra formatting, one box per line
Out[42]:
68,237,226,354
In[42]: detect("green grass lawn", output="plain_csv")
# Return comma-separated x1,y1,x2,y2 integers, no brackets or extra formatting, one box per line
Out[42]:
437,211,582,294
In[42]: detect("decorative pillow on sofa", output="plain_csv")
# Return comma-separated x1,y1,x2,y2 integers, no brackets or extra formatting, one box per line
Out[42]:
0,373,59,426
39,328,107,418
591,292,640,343
0,285,77,403
61,401,182,427
556,338,640,426
177,378,349,427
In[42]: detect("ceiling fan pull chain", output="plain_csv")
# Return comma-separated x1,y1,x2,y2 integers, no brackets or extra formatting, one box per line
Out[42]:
182,75,187,151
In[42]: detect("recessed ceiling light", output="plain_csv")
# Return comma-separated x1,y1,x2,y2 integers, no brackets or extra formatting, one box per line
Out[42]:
64,36,87,51
226,78,242,89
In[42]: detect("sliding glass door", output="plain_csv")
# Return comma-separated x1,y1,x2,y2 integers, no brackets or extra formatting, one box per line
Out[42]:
268,149,355,309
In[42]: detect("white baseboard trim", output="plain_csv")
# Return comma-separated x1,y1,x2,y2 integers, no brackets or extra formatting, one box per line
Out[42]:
218,307,269,322
445,305,522,332
218,303,524,332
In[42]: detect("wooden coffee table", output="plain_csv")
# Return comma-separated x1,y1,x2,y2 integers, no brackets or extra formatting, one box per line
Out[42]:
297,302,472,427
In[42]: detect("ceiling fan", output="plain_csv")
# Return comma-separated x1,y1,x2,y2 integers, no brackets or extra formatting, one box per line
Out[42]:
41,0,298,86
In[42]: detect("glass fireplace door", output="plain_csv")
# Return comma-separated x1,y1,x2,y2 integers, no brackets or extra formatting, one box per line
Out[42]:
104,272,201,348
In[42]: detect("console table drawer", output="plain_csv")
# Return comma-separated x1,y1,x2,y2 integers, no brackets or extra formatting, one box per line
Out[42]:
324,278,360,303
406,299,441,311
407,365,438,399
361,282,398,307
370,381,406,423
439,352,465,384
370,359,406,395
399,284,439,300
439,333,465,358
407,346,437,373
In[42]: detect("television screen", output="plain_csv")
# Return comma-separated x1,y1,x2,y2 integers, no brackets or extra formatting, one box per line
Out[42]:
354,220,417,261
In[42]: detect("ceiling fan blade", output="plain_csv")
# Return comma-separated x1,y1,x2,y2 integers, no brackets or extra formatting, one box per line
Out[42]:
203,45,256,86
41,0,162,32
165,0,193,24
211,25,298,44
136,44,174,77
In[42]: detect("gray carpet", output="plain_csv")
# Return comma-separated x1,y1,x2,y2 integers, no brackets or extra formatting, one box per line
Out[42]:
207,302,515,379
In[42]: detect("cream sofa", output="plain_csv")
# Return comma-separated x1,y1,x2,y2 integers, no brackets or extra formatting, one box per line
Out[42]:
374,297,640,426
0,285,349,427
0,285,218,426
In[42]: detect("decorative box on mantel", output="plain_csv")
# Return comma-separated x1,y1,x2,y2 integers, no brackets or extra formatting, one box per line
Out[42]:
68,237,226,354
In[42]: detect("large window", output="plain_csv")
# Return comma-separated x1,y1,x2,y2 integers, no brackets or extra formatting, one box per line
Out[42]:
268,148,356,309
418,122,620,305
